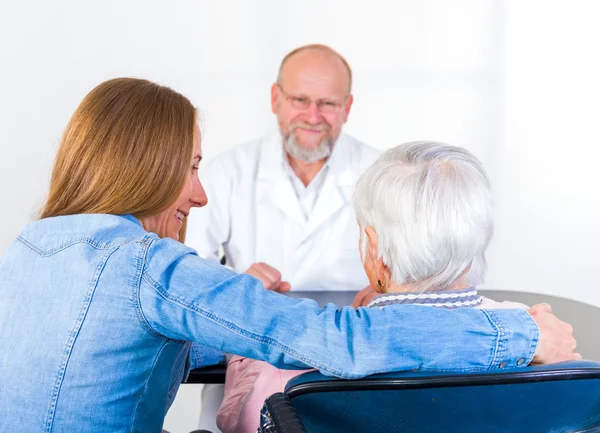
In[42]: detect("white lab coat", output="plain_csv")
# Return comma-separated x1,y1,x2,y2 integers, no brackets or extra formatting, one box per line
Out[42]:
186,132,381,292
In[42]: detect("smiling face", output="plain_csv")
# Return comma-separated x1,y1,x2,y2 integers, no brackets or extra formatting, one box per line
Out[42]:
140,123,207,240
272,48,353,163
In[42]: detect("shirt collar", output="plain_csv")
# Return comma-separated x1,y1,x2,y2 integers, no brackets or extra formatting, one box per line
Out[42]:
367,287,483,310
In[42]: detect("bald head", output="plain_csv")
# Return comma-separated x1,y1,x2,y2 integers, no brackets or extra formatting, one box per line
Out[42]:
271,44,354,164
277,44,352,95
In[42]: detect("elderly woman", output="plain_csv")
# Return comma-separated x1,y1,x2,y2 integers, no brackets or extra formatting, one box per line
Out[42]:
0,79,576,433
215,141,567,433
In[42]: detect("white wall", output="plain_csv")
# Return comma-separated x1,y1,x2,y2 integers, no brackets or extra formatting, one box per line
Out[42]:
486,0,600,305
2,2,599,432
1,0,598,312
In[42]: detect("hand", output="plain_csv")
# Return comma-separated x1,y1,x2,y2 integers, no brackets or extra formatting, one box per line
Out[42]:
530,303,582,364
351,285,378,309
244,262,291,293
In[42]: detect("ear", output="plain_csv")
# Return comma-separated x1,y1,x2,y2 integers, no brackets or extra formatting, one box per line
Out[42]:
342,94,353,123
364,226,379,262
270,83,280,114
365,225,391,293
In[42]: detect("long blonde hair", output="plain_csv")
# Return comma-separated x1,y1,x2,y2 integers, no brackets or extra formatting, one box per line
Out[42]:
41,78,196,225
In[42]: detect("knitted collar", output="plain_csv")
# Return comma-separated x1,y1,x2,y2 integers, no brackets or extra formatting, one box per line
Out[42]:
367,287,483,310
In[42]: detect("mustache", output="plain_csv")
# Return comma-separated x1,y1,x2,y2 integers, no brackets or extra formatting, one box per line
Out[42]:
291,122,331,132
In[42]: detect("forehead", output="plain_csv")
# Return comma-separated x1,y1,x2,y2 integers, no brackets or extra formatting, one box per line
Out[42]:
280,50,349,97
194,124,202,154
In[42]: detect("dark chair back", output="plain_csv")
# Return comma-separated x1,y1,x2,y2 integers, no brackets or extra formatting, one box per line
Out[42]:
260,360,600,433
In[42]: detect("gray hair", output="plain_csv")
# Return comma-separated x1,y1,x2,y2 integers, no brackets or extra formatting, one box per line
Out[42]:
354,141,494,291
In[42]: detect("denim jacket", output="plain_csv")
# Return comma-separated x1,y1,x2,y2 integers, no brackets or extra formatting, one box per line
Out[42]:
0,214,538,432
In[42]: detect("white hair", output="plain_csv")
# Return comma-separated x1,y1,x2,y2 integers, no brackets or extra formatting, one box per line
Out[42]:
354,141,494,291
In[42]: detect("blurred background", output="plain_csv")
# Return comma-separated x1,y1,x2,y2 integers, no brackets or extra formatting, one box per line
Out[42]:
2,1,599,431
2,0,598,305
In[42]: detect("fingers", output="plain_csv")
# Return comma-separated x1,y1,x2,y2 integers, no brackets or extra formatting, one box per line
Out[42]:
351,296,362,309
244,262,290,292
246,262,279,290
255,262,282,286
531,308,579,365
529,303,552,315
351,287,367,309
351,290,366,309
278,282,291,293
351,285,376,309
363,290,378,307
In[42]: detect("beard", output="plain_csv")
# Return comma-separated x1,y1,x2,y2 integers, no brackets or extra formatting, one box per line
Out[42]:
282,122,334,163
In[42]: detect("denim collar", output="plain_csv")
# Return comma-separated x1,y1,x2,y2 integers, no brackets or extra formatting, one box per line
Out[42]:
120,214,143,227
368,287,483,310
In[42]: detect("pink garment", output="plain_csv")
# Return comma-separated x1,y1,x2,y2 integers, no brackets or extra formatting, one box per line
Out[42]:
216,356,312,433
216,296,528,433
478,297,528,310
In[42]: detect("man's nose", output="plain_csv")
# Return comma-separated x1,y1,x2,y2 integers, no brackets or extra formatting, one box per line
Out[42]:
305,101,322,123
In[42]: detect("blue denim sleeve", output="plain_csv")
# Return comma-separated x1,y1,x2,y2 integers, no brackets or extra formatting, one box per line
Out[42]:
188,343,226,369
138,238,539,379
479,308,539,369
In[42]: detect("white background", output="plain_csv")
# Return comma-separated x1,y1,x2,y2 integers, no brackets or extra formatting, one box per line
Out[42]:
2,2,599,432
1,1,598,303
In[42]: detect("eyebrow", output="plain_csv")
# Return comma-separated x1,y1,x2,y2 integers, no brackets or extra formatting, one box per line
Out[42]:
193,155,202,162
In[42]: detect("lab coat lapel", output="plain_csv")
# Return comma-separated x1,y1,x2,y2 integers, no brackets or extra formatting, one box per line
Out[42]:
256,135,305,224
255,135,305,259
302,136,355,241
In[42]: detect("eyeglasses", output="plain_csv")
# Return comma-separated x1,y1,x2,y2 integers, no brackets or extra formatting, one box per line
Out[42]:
277,84,346,114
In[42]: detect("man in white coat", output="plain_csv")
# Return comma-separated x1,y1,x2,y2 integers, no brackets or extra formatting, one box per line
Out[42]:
184,44,380,432
187,44,379,292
